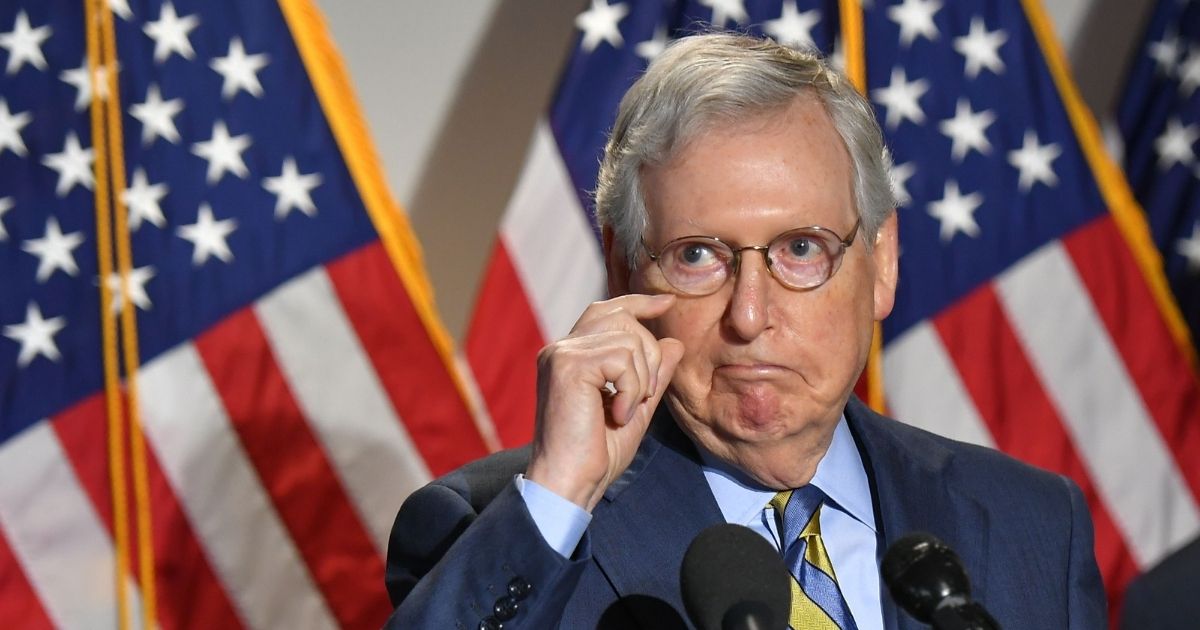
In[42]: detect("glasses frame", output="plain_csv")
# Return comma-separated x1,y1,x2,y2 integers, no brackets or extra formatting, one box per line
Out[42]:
640,217,863,296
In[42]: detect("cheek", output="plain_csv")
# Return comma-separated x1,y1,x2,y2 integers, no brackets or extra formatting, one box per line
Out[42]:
655,302,720,382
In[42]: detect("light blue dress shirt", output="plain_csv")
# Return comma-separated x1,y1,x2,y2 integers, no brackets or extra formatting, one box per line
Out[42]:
517,416,882,630
698,418,882,630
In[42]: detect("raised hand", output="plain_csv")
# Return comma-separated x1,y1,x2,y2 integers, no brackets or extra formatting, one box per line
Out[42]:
525,293,685,512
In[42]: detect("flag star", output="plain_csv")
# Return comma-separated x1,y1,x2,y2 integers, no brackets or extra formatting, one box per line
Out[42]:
889,161,916,206
1149,31,1181,76
0,99,32,157
263,157,322,219
1154,117,1198,169
130,84,184,145
210,37,270,100
700,0,749,27
122,168,169,231
0,196,13,241
938,98,995,162
635,24,669,62
3,303,66,367
928,180,983,241
0,11,52,75
887,0,941,47
828,36,845,72
764,1,821,50
42,132,96,197
953,17,1007,79
1179,46,1200,98
177,204,236,265
143,1,200,63
192,121,252,184
60,57,115,112
872,67,929,129
1177,221,1200,273
575,0,629,53
104,266,156,313
21,217,85,282
1008,129,1062,191
109,0,133,21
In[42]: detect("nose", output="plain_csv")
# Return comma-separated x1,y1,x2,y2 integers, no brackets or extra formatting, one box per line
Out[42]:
724,247,772,341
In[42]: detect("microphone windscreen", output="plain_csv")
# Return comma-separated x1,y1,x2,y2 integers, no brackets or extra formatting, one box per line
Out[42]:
680,523,791,630
881,532,971,623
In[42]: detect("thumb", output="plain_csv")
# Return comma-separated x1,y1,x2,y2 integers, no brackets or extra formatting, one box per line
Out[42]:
628,338,684,429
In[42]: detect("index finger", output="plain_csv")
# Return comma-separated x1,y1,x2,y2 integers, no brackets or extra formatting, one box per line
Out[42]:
598,293,676,321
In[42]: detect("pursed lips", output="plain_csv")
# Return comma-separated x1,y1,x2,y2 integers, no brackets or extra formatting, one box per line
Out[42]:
713,362,791,379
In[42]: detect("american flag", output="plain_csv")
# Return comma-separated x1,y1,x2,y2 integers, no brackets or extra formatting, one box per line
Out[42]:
0,0,492,628
465,0,1200,620
1120,0,1200,360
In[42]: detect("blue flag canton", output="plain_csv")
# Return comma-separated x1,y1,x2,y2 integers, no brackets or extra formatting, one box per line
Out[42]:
0,0,379,441
1117,0,1200,348
860,0,1107,339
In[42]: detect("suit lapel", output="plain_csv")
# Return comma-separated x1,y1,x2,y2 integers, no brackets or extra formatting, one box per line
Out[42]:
588,407,724,628
845,399,991,630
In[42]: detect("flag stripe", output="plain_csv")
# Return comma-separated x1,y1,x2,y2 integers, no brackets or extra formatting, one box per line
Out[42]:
500,121,606,341
325,242,491,475
253,260,427,554
0,529,54,630
883,322,996,448
466,239,546,448
194,307,392,629
996,238,1200,566
255,260,431,556
138,344,338,630
932,283,1141,604
1064,217,1200,498
0,422,131,630
52,396,245,630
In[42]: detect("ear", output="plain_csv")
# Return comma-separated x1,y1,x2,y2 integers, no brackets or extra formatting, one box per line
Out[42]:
871,212,899,321
603,226,631,297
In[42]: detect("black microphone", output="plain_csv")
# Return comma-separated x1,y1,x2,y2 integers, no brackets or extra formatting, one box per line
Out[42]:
680,523,792,630
881,532,1001,630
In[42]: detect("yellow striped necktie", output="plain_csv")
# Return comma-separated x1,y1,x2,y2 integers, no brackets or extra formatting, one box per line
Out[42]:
769,487,858,630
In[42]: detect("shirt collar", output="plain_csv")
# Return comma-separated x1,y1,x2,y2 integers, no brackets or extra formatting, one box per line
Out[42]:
811,416,876,533
698,415,876,532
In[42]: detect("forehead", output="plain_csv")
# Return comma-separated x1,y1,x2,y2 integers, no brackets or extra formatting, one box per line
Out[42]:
641,95,855,237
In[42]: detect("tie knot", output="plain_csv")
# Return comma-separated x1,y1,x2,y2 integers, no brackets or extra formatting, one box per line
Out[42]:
769,485,826,548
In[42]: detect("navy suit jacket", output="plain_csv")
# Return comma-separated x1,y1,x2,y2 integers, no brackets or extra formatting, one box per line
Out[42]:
1119,536,1200,630
384,397,1106,629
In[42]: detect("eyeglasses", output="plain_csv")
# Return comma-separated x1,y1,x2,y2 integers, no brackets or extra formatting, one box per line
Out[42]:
640,218,862,296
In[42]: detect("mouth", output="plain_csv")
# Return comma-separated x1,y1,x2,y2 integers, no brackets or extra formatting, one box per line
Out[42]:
714,363,791,379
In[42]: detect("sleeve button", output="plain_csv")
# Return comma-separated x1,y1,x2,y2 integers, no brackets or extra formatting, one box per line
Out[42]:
493,595,520,621
507,576,533,600
478,617,502,630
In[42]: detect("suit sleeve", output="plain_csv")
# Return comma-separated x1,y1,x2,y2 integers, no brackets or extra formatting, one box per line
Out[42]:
384,479,592,629
1061,475,1107,629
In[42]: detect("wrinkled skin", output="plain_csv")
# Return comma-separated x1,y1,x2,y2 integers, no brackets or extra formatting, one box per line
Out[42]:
527,94,899,508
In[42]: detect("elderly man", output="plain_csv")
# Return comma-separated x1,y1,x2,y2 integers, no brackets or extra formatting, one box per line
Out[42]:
384,33,1105,629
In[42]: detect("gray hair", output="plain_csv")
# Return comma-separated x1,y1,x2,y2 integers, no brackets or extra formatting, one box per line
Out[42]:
595,32,896,265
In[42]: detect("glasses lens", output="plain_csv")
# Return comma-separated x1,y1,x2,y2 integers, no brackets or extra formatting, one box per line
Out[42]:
767,228,838,289
658,237,730,295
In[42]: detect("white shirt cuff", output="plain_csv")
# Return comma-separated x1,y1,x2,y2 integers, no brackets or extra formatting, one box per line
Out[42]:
515,474,592,559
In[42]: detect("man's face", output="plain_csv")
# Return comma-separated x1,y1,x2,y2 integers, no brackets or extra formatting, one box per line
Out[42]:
609,95,898,488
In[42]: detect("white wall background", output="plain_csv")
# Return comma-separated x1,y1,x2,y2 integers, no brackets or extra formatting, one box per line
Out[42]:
315,0,1153,341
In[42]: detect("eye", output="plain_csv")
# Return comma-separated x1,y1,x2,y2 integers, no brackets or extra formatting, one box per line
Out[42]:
676,242,720,267
780,235,825,261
